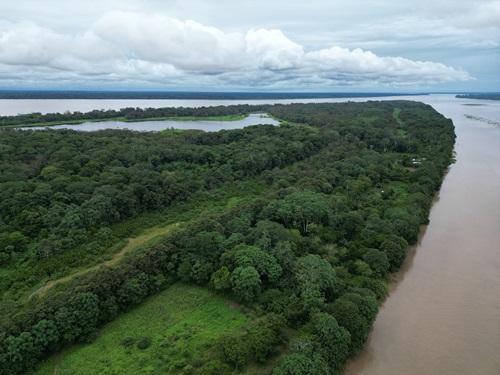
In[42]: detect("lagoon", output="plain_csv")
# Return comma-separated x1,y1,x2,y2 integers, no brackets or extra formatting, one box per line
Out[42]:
19,113,280,132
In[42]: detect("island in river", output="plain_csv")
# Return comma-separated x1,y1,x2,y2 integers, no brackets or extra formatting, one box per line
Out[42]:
0,97,459,374
345,94,500,375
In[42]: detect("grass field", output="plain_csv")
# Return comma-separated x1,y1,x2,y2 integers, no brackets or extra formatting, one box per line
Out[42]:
392,108,405,125
34,283,249,375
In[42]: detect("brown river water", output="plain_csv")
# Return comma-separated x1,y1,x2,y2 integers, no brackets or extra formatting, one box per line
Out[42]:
345,95,500,375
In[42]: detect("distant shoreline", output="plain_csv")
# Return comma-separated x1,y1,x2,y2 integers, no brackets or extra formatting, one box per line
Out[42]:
0,90,427,100
456,93,500,101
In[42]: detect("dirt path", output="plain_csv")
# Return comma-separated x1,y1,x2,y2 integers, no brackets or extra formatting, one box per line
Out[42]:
53,350,63,375
37,223,180,298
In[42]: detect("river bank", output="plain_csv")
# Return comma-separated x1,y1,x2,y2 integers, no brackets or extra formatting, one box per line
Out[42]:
345,95,500,375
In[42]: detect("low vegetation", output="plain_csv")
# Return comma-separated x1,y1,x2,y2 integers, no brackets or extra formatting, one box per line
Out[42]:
34,283,249,374
0,101,455,374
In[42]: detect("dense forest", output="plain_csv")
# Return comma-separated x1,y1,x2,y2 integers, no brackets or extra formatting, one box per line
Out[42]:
0,101,455,374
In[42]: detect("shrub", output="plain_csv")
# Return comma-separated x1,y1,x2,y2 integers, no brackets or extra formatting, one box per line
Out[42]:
137,336,152,350
121,337,135,347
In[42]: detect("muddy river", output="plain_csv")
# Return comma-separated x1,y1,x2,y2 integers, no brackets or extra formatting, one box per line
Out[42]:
345,95,500,375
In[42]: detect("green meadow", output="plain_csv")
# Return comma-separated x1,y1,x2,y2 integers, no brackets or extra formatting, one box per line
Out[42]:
34,283,249,375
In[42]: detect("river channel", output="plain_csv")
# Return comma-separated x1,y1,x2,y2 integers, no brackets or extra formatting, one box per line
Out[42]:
345,95,500,375
2,94,499,373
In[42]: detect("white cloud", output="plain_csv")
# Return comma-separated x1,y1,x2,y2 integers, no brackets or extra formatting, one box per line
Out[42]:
414,0,500,30
0,20,65,65
459,1,500,29
305,46,471,84
245,29,304,70
93,11,249,73
0,9,477,90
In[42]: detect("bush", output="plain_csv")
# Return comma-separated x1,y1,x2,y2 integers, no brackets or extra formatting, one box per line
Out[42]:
198,360,229,375
220,336,247,369
121,337,135,347
137,336,152,350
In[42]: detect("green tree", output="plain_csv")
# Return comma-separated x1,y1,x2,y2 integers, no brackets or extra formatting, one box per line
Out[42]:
210,266,232,291
249,327,278,362
384,208,420,244
293,254,336,313
54,292,100,344
340,211,364,240
311,312,351,373
31,319,59,350
263,191,330,233
0,231,28,253
353,259,373,277
199,360,229,375
380,235,408,272
273,353,329,375
234,245,282,285
4,332,35,365
362,249,390,277
79,194,113,229
338,293,378,324
220,336,247,369
230,266,261,303
190,261,213,284
270,241,296,275
294,254,336,294
328,299,369,355
116,275,149,308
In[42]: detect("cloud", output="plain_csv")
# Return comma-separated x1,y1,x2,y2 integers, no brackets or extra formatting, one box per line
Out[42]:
0,11,474,89
245,29,304,70
93,11,245,72
414,0,500,30
0,20,65,65
305,47,472,84
458,1,500,29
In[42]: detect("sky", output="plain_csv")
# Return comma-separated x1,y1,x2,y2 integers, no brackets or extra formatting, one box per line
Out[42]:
0,0,499,92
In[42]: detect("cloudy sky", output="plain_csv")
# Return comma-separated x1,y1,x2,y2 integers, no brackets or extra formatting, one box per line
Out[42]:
0,0,498,92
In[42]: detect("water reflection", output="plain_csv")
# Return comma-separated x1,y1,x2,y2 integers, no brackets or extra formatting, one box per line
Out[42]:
19,113,280,132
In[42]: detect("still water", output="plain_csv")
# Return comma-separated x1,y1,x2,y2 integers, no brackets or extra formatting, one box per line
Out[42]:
2,94,500,373
18,113,280,132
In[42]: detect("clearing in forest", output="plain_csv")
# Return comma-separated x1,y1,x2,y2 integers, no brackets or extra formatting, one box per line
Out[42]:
34,283,249,375
37,223,180,297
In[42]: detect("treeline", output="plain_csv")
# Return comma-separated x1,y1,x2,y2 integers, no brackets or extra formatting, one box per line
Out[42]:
0,101,455,374
0,104,271,127
456,93,500,101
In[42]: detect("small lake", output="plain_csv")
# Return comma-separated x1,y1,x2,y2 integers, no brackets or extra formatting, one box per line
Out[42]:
20,113,280,132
